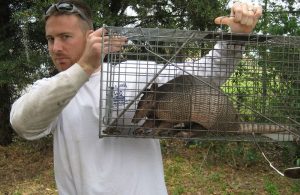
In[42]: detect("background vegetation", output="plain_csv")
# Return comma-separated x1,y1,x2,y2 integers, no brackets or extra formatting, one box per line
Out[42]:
0,0,299,194
1,0,299,146
1,138,300,194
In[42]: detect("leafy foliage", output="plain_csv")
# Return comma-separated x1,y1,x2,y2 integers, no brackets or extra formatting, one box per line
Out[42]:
220,0,300,125
0,0,299,145
224,42,300,124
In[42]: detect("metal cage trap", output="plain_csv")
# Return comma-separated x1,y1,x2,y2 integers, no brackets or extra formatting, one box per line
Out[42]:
99,26,300,142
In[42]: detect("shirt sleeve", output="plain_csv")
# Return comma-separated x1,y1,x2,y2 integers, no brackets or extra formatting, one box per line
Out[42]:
10,63,89,140
157,41,244,86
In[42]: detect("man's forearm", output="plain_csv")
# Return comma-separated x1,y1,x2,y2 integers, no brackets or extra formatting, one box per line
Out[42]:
10,64,89,140
182,41,244,86
208,41,244,85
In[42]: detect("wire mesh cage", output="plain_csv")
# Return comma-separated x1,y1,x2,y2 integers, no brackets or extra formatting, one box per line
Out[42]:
99,26,300,142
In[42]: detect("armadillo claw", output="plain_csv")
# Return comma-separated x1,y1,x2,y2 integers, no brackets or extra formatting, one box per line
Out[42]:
133,127,154,135
103,126,121,135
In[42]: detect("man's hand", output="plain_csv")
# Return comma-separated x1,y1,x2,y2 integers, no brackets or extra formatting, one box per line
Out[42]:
214,2,262,33
78,28,128,75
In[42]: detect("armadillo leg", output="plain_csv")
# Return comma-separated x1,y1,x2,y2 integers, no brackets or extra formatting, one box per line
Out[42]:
155,121,177,136
175,122,207,138
134,118,158,135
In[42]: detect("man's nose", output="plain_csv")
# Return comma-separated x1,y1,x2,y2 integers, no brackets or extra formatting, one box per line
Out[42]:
52,39,63,53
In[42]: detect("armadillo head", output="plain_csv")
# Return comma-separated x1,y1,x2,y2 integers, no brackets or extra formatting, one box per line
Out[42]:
131,83,158,123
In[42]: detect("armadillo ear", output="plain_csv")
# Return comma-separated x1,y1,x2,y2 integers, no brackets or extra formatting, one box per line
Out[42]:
150,82,158,91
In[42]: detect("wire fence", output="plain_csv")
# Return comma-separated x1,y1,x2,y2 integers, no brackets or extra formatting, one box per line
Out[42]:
99,27,300,142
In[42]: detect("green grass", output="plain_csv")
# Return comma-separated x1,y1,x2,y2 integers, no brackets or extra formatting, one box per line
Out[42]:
291,181,300,193
264,180,280,195
163,140,299,195
0,138,299,195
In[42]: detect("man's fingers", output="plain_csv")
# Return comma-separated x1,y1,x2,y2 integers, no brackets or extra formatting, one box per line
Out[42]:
92,27,108,37
214,16,232,26
231,2,243,22
102,36,127,54
215,2,262,30
89,28,127,55
254,4,263,19
103,45,124,54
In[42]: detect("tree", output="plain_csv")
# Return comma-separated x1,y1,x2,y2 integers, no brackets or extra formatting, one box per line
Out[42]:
91,0,226,30
226,0,300,124
1,0,298,145
0,0,52,146
258,0,299,35
0,0,226,146
0,0,17,146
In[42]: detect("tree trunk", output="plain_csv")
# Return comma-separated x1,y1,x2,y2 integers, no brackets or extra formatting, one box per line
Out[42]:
0,0,14,146
0,84,13,146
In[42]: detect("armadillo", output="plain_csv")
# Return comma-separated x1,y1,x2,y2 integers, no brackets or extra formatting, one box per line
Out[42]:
131,75,294,136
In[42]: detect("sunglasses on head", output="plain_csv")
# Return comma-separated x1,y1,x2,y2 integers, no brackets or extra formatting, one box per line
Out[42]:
45,2,88,22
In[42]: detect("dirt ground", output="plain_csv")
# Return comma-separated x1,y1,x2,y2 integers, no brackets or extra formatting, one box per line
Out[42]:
0,137,299,195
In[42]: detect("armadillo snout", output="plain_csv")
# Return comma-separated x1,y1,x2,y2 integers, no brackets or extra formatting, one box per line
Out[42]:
131,118,141,124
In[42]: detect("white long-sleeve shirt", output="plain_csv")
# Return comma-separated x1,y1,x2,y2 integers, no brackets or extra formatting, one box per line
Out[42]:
10,42,243,195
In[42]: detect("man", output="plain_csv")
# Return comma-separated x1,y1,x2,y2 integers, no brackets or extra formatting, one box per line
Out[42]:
10,0,262,194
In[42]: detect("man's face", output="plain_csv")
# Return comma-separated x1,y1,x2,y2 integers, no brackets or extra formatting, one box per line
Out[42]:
45,15,87,71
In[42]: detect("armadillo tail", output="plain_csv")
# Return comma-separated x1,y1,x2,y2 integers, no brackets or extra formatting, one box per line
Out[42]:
239,123,293,133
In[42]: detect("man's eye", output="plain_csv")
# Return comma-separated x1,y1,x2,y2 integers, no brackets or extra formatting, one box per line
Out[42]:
62,35,71,40
47,37,54,43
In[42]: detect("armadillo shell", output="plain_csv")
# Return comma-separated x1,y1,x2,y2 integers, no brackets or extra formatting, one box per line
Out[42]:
154,75,240,131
